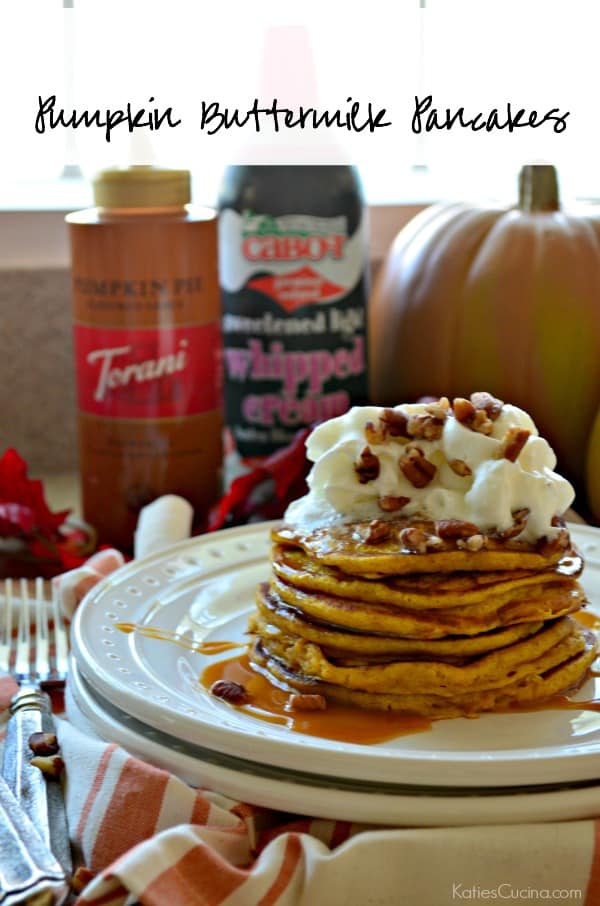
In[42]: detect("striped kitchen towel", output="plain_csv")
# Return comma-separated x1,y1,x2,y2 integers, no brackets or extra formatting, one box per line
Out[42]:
2,668,600,906
51,718,600,906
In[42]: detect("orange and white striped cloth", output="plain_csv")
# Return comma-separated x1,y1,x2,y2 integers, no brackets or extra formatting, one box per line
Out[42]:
3,684,600,906
3,642,600,899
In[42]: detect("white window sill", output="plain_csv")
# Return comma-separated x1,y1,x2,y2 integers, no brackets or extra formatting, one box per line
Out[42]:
0,174,436,269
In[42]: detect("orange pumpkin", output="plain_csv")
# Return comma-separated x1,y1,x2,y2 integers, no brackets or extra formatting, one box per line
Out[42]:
586,407,600,520
369,165,600,486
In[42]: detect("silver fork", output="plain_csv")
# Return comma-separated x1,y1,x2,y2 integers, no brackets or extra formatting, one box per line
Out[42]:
1,578,69,689
1,579,72,890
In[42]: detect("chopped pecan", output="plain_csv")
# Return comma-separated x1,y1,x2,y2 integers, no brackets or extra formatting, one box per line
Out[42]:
471,409,494,435
354,445,380,484
399,527,430,553
457,534,486,552
209,680,249,705
537,528,570,557
452,397,476,424
399,527,442,553
437,519,480,539
363,519,393,544
496,508,530,540
499,427,530,462
71,867,96,895
377,495,410,512
399,447,437,488
28,732,59,756
453,397,493,434
365,420,387,445
287,693,327,712
448,458,472,477
470,391,504,420
425,397,450,419
406,414,444,441
30,755,64,779
380,408,409,439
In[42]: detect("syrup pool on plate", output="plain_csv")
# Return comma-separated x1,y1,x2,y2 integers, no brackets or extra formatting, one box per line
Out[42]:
201,652,432,744
114,622,432,743
116,617,600,745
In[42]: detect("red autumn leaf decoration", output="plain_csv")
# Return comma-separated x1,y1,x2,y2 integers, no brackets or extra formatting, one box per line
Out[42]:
0,448,70,538
0,448,98,578
208,427,312,532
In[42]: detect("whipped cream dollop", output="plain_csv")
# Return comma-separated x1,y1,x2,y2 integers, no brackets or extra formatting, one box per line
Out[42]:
285,399,574,542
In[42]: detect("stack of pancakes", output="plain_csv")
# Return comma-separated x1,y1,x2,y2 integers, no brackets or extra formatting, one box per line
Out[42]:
249,517,597,718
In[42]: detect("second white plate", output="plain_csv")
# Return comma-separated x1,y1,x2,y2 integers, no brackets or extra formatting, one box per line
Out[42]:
71,522,600,789
66,655,600,827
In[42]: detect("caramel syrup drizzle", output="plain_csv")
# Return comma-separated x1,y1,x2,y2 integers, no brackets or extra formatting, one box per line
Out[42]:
116,615,600,745
114,622,242,656
115,622,430,742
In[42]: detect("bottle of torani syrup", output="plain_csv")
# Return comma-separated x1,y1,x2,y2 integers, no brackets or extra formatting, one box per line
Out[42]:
218,164,369,480
67,166,222,551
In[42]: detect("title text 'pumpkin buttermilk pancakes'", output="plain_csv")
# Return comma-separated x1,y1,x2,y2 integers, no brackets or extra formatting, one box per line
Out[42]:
248,393,598,719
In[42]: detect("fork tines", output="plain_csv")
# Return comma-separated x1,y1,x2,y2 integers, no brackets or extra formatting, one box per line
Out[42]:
1,578,68,685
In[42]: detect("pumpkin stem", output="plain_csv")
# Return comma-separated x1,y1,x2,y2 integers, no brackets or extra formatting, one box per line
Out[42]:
518,164,560,212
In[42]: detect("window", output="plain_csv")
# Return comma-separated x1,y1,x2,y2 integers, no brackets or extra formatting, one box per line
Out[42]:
0,1,598,210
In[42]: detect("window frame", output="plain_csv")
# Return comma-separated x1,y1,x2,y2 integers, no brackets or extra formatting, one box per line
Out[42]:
0,202,428,270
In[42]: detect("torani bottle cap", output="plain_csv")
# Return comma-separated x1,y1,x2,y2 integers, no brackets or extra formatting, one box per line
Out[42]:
93,166,191,208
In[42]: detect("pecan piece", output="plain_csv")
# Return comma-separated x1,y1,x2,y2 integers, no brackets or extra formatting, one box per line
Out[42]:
452,397,476,425
363,519,393,544
209,680,249,705
380,408,409,439
71,867,96,895
471,409,494,435
399,447,436,488
30,755,64,780
377,495,410,512
354,445,380,484
470,391,504,420
496,508,530,540
453,397,493,434
28,732,59,756
399,528,442,553
437,519,480,540
537,528,570,557
448,458,472,477
365,420,387,445
287,693,327,712
457,534,486,552
406,414,444,441
399,527,430,553
425,397,450,419
499,427,530,462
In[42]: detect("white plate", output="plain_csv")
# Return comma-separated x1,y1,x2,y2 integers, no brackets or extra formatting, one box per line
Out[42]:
70,522,600,789
66,655,600,827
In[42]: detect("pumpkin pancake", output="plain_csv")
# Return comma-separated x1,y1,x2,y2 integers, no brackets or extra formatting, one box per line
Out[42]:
270,574,585,639
251,630,597,718
252,587,544,659
272,544,583,611
273,519,569,576
252,616,585,695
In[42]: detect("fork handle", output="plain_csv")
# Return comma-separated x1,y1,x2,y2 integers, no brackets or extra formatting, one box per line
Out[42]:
2,686,73,875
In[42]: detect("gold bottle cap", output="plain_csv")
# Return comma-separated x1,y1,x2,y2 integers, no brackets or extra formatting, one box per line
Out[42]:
93,166,191,208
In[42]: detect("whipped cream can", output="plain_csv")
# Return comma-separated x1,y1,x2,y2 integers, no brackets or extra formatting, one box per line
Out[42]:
218,165,369,482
